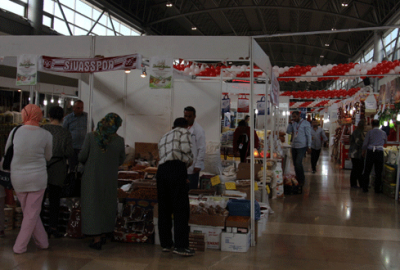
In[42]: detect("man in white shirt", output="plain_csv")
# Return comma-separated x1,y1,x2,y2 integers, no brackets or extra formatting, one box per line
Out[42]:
157,118,194,256
184,106,206,190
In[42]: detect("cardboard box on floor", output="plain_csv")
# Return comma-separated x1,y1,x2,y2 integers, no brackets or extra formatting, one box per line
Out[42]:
221,231,251,252
236,163,262,180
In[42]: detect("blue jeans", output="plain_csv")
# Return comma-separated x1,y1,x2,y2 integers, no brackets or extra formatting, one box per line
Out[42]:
188,173,200,190
292,147,307,185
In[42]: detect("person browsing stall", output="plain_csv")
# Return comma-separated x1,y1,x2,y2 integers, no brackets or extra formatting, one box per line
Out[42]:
184,106,206,190
310,120,328,173
63,100,92,171
157,118,194,257
286,111,312,185
78,113,125,250
233,120,260,163
361,119,387,193
349,120,365,188
41,106,74,238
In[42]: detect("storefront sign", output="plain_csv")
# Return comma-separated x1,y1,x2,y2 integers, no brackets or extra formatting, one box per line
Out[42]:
16,54,38,85
41,54,142,73
149,56,173,89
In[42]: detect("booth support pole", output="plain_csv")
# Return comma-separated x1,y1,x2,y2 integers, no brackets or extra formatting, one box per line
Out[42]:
170,86,174,129
88,36,95,134
250,38,256,247
262,82,268,203
19,91,22,111
44,94,47,118
29,86,34,104
123,73,128,139
396,152,400,201
35,90,39,106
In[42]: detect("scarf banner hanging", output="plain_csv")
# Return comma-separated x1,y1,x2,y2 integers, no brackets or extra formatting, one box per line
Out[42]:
40,54,142,73
270,72,280,106
256,96,266,115
221,94,230,114
17,54,38,85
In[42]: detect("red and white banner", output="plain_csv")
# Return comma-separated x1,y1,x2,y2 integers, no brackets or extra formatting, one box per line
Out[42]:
41,54,142,73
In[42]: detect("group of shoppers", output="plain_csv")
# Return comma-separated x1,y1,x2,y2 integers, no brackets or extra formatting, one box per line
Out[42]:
286,111,328,185
1,100,126,254
285,110,387,193
1,103,205,257
350,119,387,193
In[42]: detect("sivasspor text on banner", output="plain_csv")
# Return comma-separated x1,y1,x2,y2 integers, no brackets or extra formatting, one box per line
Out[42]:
41,54,142,73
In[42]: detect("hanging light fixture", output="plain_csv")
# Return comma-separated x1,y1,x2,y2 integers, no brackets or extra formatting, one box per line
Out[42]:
43,99,48,106
255,109,259,115
125,69,131,74
71,100,74,106
58,98,61,104
384,121,388,127
141,67,147,78
397,113,400,122
166,2,173,7
51,95,54,103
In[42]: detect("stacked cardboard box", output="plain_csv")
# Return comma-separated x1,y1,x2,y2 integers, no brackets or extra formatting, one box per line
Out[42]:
189,233,206,251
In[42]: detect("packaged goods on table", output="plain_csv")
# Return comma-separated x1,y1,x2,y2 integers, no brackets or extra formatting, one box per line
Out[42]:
114,198,156,243
118,171,143,180
227,199,261,220
189,198,229,227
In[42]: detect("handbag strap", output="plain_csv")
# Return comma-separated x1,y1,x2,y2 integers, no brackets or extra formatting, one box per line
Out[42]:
47,157,64,168
7,125,22,151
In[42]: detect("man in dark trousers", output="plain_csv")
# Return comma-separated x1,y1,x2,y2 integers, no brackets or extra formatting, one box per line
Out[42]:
361,119,387,193
156,118,194,256
286,111,311,185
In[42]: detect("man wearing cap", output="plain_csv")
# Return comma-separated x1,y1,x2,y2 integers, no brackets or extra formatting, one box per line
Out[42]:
361,119,387,193
156,118,194,257
286,111,312,185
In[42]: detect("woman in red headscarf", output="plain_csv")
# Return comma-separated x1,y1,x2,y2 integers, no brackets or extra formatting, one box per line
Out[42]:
4,104,53,254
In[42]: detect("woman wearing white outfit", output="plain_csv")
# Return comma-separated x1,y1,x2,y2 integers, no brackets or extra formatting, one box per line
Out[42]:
5,104,53,254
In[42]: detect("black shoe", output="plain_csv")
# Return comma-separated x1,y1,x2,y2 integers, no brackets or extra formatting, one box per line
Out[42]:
351,185,359,189
89,240,102,250
173,248,195,256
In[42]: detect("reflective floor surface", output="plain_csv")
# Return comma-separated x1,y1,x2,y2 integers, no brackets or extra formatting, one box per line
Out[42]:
1,150,400,269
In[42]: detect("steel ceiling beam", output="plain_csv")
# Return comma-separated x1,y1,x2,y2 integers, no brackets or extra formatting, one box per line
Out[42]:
147,5,378,26
258,41,351,57
253,25,400,39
